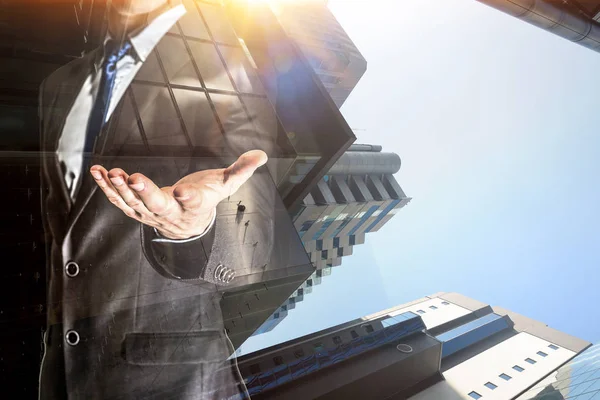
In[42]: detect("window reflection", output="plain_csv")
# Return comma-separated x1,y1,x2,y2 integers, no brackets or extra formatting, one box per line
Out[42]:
197,2,239,45
178,0,211,40
219,45,265,94
131,84,188,146
135,52,165,83
437,313,510,358
188,41,234,91
172,88,223,148
156,36,202,87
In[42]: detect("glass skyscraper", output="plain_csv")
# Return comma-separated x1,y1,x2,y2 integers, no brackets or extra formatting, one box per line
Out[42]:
518,342,600,399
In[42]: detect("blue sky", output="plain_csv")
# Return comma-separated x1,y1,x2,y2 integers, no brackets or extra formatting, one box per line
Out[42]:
241,0,600,354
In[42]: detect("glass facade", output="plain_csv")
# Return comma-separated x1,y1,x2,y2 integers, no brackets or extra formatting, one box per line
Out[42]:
268,0,367,107
348,205,380,236
364,199,400,233
381,311,419,328
311,205,346,240
519,343,600,399
437,313,511,358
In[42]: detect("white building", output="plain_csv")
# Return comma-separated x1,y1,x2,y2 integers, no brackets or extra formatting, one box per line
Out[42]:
237,292,591,399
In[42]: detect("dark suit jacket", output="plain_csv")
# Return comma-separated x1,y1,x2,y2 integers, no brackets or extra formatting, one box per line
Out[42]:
38,21,278,399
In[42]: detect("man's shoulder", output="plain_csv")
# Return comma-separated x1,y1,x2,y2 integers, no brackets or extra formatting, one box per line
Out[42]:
41,50,99,97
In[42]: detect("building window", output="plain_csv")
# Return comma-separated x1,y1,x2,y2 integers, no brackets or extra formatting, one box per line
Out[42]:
350,330,359,339
513,365,525,372
299,220,314,234
297,288,304,296
484,382,497,390
294,349,305,359
249,364,261,374
332,336,342,345
537,351,548,358
468,391,482,399
441,301,450,305
273,356,283,366
333,237,340,248
320,74,342,84
436,313,510,358
363,324,374,333
429,305,438,310
548,344,559,350
349,235,356,246
499,373,512,381
416,310,426,314
525,358,537,365
364,335,375,344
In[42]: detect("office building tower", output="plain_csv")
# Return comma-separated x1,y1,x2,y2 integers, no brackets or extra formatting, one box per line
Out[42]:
237,292,591,400
518,341,600,399
251,144,411,336
267,0,367,107
477,0,600,53
294,144,410,270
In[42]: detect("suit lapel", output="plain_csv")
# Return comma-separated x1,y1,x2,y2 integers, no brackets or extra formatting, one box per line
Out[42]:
42,51,100,239
65,95,128,232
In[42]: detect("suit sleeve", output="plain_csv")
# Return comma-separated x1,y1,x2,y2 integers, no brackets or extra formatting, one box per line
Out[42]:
141,218,217,281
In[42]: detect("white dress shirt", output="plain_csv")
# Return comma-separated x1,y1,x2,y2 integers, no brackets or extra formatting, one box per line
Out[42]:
56,3,214,242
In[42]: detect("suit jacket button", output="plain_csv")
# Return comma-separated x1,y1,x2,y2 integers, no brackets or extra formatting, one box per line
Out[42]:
65,330,80,346
65,262,80,278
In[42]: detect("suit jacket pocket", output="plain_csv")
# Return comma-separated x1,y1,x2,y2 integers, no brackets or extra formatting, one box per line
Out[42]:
122,331,231,365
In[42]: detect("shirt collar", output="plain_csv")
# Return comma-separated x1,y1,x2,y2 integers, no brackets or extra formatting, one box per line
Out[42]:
128,2,186,62
95,1,186,70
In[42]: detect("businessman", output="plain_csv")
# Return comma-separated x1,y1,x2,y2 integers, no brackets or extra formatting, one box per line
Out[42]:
38,0,277,398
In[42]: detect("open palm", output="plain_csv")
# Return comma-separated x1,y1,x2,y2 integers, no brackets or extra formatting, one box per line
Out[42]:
90,150,268,240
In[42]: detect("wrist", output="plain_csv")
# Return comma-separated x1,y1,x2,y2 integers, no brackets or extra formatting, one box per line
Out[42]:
156,208,216,240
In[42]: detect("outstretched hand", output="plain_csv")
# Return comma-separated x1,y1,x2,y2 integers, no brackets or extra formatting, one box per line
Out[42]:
90,150,268,240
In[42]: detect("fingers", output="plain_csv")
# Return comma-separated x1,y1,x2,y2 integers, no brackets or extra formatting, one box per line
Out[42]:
106,168,150,216
90,150,267,237
90,165,138,219
126,172,174,216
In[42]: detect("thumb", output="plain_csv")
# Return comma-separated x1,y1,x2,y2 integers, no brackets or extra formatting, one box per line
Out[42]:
222,150,268,195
